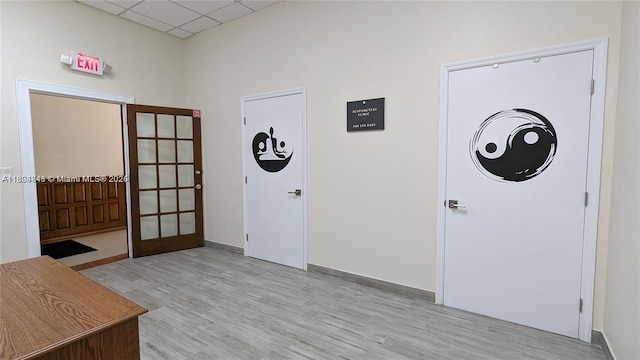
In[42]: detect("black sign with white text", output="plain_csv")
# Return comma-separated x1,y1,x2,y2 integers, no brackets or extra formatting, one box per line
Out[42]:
347,98,385,131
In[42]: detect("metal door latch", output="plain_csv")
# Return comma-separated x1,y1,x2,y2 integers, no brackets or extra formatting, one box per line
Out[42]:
448,200,466,209
288,189,302,196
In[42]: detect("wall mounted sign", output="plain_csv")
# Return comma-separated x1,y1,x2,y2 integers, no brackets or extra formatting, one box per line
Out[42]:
470,108,557,182
347,97,385,131
60,52,112,76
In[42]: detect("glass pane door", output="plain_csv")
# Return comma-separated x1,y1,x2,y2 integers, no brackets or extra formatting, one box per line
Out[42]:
127,105,202,257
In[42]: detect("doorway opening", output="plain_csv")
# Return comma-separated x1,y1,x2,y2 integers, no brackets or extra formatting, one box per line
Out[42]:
16,79,134,265
30,93,129,269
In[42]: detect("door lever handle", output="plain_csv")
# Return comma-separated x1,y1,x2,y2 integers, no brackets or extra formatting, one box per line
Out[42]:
448,200,466,209
288,189,302,196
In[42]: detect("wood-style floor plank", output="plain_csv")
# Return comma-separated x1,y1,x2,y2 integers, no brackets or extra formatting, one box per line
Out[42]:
81,247,606,360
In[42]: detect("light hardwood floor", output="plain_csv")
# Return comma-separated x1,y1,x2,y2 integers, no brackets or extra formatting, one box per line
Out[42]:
81,247,606,360
56,229,127,267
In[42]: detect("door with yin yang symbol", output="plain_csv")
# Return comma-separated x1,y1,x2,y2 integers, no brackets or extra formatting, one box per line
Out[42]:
443,50,594,338
243,90,305,270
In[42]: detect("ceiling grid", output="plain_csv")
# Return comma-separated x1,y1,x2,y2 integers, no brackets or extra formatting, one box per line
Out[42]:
78,0,282,38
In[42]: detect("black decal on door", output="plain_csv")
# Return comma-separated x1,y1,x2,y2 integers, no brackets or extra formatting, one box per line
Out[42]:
470,109,557,182
252,127,293,173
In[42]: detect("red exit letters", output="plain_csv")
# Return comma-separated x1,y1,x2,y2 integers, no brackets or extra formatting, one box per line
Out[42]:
71,52,103,75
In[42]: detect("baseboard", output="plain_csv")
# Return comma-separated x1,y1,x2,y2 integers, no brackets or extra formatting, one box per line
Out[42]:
41,226,127,245
592,330,615,360
204,240,243,254
202,244,433,301
307,264,435,302
70,253,128,271
203,242,434,302
202,242,615,356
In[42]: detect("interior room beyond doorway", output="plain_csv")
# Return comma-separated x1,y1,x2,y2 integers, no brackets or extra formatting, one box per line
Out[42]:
30,93,128,268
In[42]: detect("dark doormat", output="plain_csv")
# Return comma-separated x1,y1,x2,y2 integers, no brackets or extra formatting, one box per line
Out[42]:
41,240,96,259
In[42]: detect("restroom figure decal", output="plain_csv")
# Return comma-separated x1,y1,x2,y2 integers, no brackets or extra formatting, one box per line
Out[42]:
470,108,557,182
252,127,293,172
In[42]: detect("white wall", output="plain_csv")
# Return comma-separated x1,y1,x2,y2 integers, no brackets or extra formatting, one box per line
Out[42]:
185,1,621,328
184,1,622,330
31,94,124,177
1,0,631,340
0,0,185,263
604,1,640,358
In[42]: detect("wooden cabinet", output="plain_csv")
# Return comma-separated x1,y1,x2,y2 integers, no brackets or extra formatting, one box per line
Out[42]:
0,256,147,360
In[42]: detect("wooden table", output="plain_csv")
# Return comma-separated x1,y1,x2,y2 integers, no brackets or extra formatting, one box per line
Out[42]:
0,256,147,360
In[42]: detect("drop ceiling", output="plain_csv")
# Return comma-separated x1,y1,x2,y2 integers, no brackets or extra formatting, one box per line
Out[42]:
78,0,282,39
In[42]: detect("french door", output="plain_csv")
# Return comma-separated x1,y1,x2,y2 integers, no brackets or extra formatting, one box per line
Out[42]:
127,105,203,257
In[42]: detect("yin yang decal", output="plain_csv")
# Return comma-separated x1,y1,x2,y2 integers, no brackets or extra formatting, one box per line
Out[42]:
470,109,557,182
252,127,293,173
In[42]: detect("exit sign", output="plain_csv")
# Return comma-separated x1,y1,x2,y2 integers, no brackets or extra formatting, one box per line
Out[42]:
70,52,103,76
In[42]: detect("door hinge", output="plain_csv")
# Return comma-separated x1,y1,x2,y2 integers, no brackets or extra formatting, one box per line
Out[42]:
590,79,595,95
245,176,247,184
244,117,246,125
246,234,249,242
584,192,589,207
579,298,583,313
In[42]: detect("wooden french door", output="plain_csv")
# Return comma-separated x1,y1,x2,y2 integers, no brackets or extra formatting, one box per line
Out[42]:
127,105,203,257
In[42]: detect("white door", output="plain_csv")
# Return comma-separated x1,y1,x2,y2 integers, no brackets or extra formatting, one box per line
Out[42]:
443,50,594,337
243,90,305,269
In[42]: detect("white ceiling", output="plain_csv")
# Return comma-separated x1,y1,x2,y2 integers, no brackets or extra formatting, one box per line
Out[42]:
77,0,283,39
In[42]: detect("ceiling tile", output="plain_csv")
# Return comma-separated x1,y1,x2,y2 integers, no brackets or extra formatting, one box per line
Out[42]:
129,1,200,27
120,10,173,32
168,28,193,39
208,2,253,23
171,0,233,16
74,0,280,39
239,0,281,12
180,16,220,33
79,0,126,15
106,0,143,10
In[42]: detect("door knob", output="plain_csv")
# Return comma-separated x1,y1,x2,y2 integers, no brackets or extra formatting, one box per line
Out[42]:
288,189,302,196
448,200,466,209
195,184,202,190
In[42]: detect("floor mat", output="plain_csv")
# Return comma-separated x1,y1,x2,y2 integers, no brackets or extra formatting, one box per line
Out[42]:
41,240,96,259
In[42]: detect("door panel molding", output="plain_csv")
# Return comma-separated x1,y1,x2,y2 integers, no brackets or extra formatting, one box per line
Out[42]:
435,38,608,342
240,87,308,270
38,179,127,242
15,79,134,259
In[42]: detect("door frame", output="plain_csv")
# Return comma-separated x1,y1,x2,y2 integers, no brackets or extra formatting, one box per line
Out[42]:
435,38,608,342
15,79,135,259
240,87,308,270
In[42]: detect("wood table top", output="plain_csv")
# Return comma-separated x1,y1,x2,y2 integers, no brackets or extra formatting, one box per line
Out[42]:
0,256,147,360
